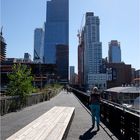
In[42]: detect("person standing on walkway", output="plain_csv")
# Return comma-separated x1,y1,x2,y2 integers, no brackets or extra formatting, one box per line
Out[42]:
89,87,100,131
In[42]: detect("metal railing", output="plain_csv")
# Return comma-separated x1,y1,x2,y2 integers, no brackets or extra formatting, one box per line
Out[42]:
71,88,140,140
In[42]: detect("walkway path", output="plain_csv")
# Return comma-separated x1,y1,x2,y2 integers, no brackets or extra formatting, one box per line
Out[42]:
1,90,118,140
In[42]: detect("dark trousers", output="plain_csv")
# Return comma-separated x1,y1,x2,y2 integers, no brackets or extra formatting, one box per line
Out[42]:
90,104,100,127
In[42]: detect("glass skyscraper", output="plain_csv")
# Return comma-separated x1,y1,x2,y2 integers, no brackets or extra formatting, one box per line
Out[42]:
108,40,121,63
34,28,44,63
44,0,69,64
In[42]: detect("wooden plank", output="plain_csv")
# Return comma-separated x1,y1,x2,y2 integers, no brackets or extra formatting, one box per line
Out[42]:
32,110,66,140
45,123,67,140
34,107,74,140
45,107,75,140
6,107,64,140
6,106,75,140
16,107,65,140
6,107,60,140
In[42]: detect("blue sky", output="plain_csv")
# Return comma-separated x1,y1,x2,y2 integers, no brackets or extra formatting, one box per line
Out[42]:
1,0,140,72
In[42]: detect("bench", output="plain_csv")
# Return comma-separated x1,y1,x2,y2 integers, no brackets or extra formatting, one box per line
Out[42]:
6,106,75,140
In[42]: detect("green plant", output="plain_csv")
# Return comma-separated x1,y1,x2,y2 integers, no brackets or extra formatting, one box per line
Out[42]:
44,83,62,90
32,88,40,93
7,64,33,98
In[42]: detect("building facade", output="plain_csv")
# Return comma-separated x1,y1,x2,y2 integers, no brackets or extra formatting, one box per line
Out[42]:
78,30,84,86
56,44,68,83
106,63,132,88
24,53,31,63
83,12,106,89
108,40,121,63
1,61,57,91
88,74,107,89
34,28,44,63
44,0,69,64
135,69,140,78
133,69,140,86
0,31,6,62
70,66,75,84
103,87,140,106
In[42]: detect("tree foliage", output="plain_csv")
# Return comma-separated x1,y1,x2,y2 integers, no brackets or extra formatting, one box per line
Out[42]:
7,64,33,98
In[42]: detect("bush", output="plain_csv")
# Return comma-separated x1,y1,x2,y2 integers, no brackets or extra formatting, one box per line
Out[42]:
6,64,34,99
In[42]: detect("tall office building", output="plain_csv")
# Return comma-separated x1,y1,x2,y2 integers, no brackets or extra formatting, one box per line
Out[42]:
56,44,68,83
83,12,107,89
0,30,6,62
108,40,121,63
44,0,69,64
70,66,75,84
24,53,31,63
34,28,44,63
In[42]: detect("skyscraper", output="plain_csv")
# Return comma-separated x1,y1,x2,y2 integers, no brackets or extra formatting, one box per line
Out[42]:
83,12,107,89
84,12,102,75
0,30,6,62
78,30,84,86
44,0,69,64
24,53,31,63
108,40,121,63
70,66,75,84
34,28,44,63
56,44,68,83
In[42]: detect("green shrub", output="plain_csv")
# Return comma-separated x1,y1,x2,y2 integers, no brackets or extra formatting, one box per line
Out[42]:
7,64,34,98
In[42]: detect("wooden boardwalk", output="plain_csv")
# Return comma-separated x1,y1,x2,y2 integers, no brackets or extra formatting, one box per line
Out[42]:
1,91,118,140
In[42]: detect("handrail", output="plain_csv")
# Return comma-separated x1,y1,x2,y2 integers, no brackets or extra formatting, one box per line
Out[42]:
71,87,140,140
71,87,140,115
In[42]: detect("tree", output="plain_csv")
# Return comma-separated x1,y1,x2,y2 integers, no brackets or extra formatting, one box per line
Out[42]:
7,64,33,98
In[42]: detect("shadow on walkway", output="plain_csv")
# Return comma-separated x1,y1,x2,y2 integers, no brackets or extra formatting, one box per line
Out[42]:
79,127,97,140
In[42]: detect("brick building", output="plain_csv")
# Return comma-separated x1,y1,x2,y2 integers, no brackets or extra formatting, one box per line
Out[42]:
106,63,132,88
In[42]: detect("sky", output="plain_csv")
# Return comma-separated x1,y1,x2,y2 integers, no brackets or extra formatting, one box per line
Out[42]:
1,0,140,72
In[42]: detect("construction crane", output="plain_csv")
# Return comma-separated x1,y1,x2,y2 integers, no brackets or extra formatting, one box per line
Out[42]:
77,14,85,43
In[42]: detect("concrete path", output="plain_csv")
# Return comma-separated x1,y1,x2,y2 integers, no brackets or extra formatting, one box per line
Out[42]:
1,90,117,140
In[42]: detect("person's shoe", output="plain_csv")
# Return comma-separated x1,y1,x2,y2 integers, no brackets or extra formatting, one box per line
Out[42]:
92,123,95,128
97,125,100,131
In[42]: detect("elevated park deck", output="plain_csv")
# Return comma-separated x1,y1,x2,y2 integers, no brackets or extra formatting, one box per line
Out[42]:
1,89,139,140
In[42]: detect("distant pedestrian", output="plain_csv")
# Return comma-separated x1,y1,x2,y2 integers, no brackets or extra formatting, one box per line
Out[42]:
89,87,100,131
66,84,69,93
63,85,66,91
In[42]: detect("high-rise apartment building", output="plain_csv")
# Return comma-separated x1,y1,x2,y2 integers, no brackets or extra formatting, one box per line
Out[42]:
44,0,69,64
83,12,107,89
108,40,121,63
84,12,102,76
34,28,44,63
